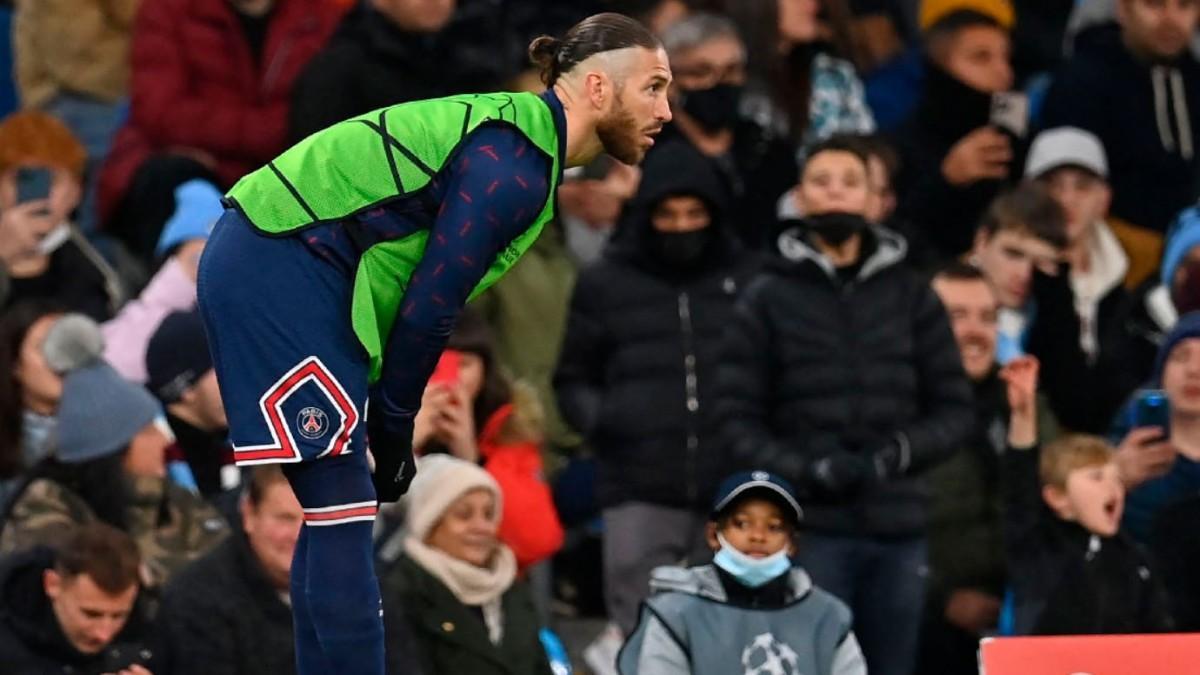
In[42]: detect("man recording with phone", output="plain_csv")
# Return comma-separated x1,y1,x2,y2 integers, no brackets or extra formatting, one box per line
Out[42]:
0,111,124,321
893,1,1023,263
1111,313,1200,542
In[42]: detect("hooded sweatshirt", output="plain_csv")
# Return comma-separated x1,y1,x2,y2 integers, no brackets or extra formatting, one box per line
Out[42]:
1041,23,1200,234
555,140,762,510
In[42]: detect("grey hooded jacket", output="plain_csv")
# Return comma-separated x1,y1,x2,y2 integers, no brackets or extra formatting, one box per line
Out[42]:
618,564,866,675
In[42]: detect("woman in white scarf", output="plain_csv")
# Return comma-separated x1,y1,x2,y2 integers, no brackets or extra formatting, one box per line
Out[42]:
381,454,551,675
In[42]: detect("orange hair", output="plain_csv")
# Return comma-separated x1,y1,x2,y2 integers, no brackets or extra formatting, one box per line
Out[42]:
0,111,87,176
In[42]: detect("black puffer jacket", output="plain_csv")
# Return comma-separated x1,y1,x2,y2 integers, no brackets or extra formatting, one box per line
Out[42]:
289,1,518,142
0,547,160,675
157,529,295,675
716,224,973,536
554,140,762,510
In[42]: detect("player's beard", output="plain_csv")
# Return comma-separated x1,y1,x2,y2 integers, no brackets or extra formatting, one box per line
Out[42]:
596,95,645,165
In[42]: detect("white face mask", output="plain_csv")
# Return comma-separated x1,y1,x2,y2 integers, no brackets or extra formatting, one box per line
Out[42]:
712,532,792,588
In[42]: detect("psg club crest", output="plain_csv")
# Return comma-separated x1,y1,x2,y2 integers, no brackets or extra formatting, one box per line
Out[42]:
297,406,330,440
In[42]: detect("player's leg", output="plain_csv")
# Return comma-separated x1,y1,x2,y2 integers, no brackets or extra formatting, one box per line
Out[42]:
198,208,384,674
285,452,383,675
288,527,336,674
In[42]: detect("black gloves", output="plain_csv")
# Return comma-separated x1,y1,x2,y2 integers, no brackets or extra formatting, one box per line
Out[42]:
803,437,910,498
804,452,868,498
367,400,416,503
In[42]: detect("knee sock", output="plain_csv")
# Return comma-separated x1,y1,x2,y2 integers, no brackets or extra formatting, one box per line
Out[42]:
289,527,335,675
285,455,384,675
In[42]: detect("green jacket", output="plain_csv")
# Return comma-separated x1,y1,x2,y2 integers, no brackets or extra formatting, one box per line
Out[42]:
381,553,552,675
475,221,580,457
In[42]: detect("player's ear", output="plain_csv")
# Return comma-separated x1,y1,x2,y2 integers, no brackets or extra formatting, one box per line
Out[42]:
584,70,612,112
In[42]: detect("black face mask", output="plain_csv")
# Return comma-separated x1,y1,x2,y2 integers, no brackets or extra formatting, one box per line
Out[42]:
679,84,743,132
654,228,711,269
806,212,869,247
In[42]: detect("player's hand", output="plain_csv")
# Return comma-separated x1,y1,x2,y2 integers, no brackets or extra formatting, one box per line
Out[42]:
367,400,416,502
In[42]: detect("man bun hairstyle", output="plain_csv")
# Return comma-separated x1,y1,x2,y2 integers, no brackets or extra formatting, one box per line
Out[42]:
528,12,661,86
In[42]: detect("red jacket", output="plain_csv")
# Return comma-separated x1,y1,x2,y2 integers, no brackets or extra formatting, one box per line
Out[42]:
98,0,339,224
480,404,565,571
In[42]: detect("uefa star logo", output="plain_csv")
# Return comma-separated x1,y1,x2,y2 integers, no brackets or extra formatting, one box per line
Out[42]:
297,407,329,440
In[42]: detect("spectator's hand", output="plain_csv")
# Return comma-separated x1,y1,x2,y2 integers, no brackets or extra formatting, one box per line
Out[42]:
1000,356,1039,447
0,199,55,267
432,383,479,462
412,384,453,453
944,589,1001,634
869,439,906,481
105,665,153,675
167,146,218,171
1115,426,1177,489
941,127,1012,186
174,239,206,283
805,451,868,497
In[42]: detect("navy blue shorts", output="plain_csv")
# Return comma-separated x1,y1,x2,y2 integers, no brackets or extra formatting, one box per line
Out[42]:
197,209,368,471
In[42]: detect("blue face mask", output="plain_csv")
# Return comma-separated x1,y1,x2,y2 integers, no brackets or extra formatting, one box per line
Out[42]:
712,532,792,588
21,410,57,467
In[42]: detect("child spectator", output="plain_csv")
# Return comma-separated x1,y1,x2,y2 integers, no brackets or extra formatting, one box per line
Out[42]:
618,470,866,675
969,182,1066,364
892,2,1017,261
1004,419,1174,633
718,134,972,675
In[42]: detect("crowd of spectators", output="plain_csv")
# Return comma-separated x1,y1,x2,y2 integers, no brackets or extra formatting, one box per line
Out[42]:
3,0,1200,674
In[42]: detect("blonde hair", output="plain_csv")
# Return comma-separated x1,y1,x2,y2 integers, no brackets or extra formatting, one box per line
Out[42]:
1039,434,1115,489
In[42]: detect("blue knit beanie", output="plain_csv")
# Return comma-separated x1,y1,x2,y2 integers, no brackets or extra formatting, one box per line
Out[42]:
1160,205,1200,288
155,179,223,258
1152,311,1200,386
56,362,162,463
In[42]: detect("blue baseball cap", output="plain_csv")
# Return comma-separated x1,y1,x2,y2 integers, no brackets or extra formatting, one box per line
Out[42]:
710,470,803,525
